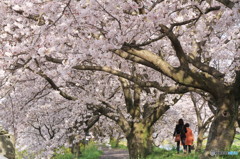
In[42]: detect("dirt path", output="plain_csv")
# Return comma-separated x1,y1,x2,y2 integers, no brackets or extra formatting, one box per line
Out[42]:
99,146,129,159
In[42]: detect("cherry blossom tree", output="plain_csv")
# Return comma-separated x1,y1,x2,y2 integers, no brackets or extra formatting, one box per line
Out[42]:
0,69,97,158
84,75,182,158
67,67,183,158
1,0,240,158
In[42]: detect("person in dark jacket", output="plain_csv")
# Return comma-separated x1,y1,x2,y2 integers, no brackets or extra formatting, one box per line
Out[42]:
173,119,187,153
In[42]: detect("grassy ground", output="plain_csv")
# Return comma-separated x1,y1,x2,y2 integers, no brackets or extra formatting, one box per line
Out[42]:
234,134,240,146
80,143,103,159
146,148,198,159
109,139,128,149
45,134,240,159
49,142,240,159
146,146,240,159
52,142,102,159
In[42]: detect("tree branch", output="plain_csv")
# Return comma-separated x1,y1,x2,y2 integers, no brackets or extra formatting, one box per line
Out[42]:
133,0,146,14
107,86,121,100
118,77,134,116
215,0,235,9
159,24,189,67
191,93,203,125
133,83,141,119
45,55,64,64
148,0,165,11
202,115,214,128
46,0,72,29
26,67,77,100
84,115,100,132
146,94,170,127
44,124,55,139
186,56,224,79
88,104,131,135
96,0,122,31
121,47,209,89
73,64,194,94
205,6,221,14
113,50,160,70
29,123,46,141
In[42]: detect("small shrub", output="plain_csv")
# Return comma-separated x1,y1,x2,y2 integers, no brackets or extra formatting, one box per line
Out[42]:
110,138,127,149
51,147,73,159
109,139,117,148
80,141,102,159
16,149,37,159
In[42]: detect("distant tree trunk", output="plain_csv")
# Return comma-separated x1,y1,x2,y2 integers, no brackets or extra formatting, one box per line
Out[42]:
68,135,81,158
126,123,153,159
190,92,214,153
110,132,122,148
203,97,238,158
115,133,122,148
72,142,81,158
109,136,116,147
196,128,205,152
238,114,240,128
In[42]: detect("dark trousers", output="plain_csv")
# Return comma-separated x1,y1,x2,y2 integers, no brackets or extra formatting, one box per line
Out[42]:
186,145,191,153
176,137,186,153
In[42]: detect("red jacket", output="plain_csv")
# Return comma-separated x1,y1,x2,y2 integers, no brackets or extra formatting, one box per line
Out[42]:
185,127,194,145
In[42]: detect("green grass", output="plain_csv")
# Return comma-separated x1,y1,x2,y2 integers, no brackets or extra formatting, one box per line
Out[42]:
146,148,199,159
16,149,38,159
145,145,240,159
116,144,128,149
51,142,102,159
51,146,73,159
80,142,102,159
109,139,128,149
215,145,240,159
233,134,240,146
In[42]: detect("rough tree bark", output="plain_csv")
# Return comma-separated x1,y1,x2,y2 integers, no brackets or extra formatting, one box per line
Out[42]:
126,123,153,159
196,128,205,152
203,96,238,158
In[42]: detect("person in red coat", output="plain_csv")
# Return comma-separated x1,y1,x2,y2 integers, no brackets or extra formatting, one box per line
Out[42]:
185,123,194,153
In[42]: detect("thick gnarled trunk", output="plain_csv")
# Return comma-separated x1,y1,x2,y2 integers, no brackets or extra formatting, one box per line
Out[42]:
203,97,238,158
126,123,153,159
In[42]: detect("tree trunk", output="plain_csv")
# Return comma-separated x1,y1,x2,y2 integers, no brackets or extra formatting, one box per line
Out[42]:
115,133,122,148
196,128,205,152
109,136,121,148
203,97,238,158
109,135,114,147
109,136,118,148
72,142,81,158
126,123,153,159
68,135,81,158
